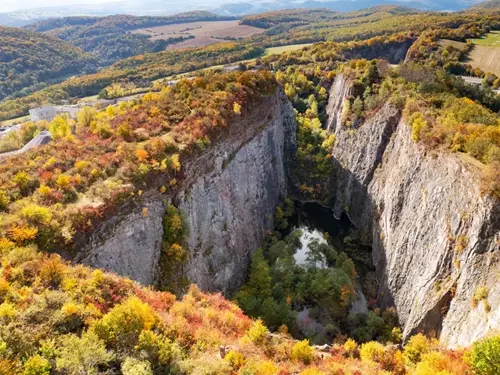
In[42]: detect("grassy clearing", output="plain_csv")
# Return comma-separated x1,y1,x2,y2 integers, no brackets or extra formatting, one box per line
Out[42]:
469,31,500,46
264,43,313,56
441,36,500,76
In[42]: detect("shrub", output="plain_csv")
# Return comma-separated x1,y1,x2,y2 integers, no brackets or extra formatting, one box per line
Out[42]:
121,357,153,375
466,335,500,375
92,297,158,349
0,190,9,211
344,338,358,357
39,256,66,288
245,320,269,346
404,334,432,364
22,355,51,375
225,350,245,369
292,340,314,365
8,225,38,244
472,286,489,308
20,204,52,225
300,368,326,375
360,341,385,363
56,331,113,375
0,302,16,320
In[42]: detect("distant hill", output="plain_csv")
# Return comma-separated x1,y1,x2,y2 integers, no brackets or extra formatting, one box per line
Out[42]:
469,0,500,9
0,0,485,26
0,26,98,101
26,12,236,66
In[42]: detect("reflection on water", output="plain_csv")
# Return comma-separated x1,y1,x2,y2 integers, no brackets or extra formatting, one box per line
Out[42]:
294,226,328,268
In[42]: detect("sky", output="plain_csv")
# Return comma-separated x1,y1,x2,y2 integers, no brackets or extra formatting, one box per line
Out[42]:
2,0,116,12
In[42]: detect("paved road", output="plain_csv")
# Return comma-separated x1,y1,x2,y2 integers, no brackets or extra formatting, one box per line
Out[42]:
460,75,500,94
0,130,52,159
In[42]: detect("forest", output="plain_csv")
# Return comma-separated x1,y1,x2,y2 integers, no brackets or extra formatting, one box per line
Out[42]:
2,7,500,121
0,26,98,101
26,12,235,66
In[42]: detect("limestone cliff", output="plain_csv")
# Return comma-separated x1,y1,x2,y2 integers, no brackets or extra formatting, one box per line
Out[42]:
326,74,500,348
75,88,297,294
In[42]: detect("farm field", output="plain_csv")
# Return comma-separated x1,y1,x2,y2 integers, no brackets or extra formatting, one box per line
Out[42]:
133,20,265,51
264,43,313,56
441,37,500,76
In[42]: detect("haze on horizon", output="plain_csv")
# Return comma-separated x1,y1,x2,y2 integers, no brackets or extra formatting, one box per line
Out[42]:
2,0,118,12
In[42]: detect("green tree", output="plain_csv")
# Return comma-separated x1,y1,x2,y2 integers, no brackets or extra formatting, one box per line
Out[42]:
467,335,500,375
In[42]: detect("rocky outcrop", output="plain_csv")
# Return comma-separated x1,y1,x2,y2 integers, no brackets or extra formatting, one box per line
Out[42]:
326,74,500,347
324,74,351,133
76,88,296,294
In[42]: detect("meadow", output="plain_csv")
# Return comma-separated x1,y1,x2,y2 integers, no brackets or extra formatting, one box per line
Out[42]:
441,35,500,76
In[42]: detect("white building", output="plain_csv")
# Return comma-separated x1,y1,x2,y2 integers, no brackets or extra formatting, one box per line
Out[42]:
29,106,80,122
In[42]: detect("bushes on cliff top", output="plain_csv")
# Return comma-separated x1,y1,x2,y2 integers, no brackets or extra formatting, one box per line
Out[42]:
0,70,277,252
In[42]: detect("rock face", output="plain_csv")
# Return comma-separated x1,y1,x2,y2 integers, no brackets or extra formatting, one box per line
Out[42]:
177,89,296,295
326,74,500,348
76,88,297,294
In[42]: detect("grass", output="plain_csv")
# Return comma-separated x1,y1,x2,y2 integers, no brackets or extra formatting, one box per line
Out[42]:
441,35,500,76
264,43,313,56
1,115,30,127
469,31,500,47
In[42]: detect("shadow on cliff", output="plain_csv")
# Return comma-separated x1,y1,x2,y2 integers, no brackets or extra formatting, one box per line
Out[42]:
327,155,396,306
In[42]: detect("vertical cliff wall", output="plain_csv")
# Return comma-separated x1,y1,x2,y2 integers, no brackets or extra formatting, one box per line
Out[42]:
326,74,500,348
76,88,297,294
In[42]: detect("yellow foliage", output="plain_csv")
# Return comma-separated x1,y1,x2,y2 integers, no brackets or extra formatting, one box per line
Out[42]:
225,350,245,369
20,204,52,225
61,302,80,316
300,368,326,375
344,338,358,357
245,319,269,346
0,237,14,254
253,360,279,375
171,154,181,172
8,225,38,243
292,339,314,364
0,302,16,319
92,297,158,345
38,185,52,197
74,160,90,171
56,174,72,189
404,334,434,364
233,102,242,114
360,341,385,363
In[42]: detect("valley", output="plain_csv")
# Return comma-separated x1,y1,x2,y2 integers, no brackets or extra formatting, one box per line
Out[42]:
0,2,499,375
